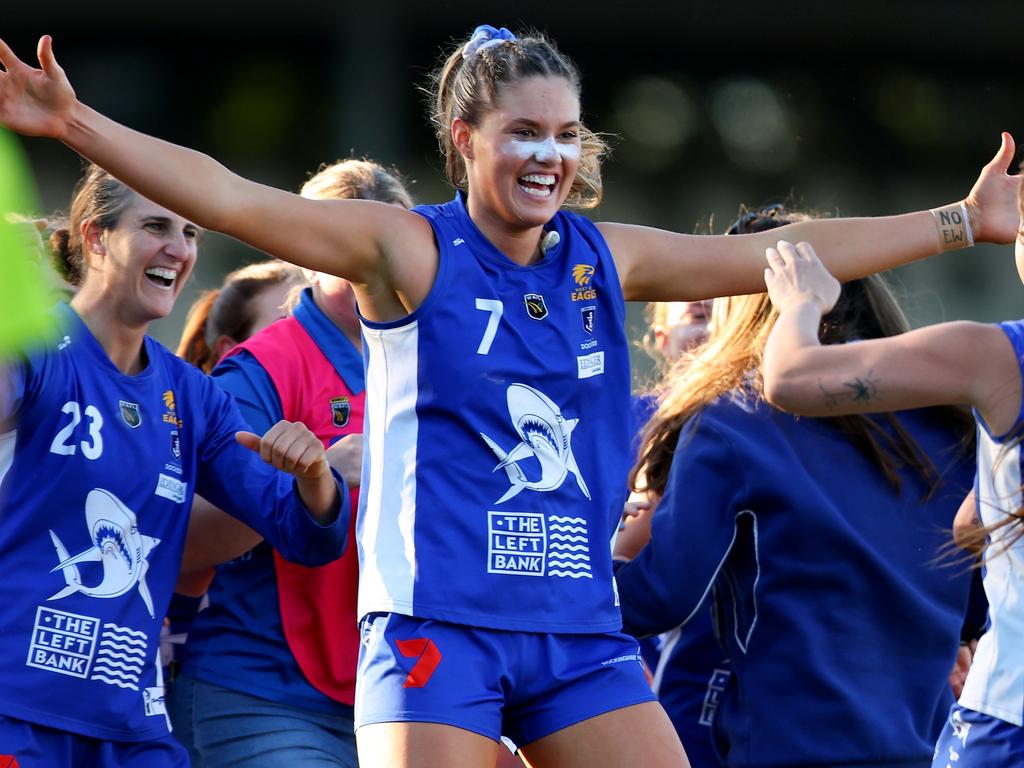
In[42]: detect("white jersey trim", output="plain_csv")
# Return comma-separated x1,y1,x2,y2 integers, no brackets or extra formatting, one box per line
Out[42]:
357,321,420,618
959,430,1024,726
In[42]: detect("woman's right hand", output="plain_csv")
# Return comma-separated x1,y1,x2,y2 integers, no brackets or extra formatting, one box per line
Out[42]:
0,36,76,139
764,240,841,315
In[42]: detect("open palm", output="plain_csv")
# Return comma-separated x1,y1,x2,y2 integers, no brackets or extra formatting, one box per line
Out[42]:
0,36,76,139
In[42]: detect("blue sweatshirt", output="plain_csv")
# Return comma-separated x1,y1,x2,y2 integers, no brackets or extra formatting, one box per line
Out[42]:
616,394,973,767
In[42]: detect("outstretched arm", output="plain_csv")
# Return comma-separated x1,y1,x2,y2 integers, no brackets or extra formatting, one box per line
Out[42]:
601,134,1021,302
761,240,1022,435
0,36,433,302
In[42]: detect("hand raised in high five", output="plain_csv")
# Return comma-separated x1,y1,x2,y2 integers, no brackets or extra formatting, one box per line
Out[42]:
764,240,841,316
0,36,76,139
964,132,1022,245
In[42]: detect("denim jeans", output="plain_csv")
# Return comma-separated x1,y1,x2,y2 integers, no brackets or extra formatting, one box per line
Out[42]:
167,674,357,767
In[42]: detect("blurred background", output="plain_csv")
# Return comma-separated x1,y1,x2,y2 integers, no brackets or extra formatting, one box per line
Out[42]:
4,1,1021,387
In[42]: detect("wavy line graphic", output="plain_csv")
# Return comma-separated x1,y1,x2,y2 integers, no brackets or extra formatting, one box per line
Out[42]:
100,633,146,647
550,527,586,535
92,664,142,681
548,560,591,570
549,516,586,524
550,534,587,543
549,544,588,553
91,674,140,691
548,570,593,579
103,624,146,640
93,657,144,672
97,648,145,660
547,552,590,561
98,647,147,659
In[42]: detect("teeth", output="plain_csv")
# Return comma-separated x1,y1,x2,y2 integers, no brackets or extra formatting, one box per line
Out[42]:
520,186,552,198
520,174,556,185
145,267,177,281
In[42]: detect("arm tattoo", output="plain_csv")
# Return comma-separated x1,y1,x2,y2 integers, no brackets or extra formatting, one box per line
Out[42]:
818,370,880,409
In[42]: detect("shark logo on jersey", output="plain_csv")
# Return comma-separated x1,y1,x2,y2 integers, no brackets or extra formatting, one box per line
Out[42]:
480,384,590,504
47,489,161,618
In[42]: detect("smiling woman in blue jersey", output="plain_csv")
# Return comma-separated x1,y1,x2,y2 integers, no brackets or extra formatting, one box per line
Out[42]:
614,205,977,768
0,165,350,768
0,25,1020,768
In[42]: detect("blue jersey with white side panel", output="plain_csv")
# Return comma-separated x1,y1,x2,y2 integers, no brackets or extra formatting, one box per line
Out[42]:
959,319,1024,728
357,192,630,633
0,304,347,742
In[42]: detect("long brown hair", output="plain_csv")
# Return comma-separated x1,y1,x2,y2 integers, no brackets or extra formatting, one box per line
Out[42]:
632,205,974,499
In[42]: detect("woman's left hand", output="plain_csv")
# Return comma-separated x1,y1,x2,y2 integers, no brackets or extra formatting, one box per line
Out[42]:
764,240,841,315
964,132,1022,244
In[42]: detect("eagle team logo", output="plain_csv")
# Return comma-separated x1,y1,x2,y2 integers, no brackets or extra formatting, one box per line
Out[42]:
162,390,182,427
571,264,597,302
523,293,548,320
119,400,142,428
330,396,351,428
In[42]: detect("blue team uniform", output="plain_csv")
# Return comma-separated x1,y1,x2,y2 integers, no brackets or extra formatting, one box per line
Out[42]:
0,303,348,764
632,394,727,767
932,320,1024,768
354,192,654,742
615,394,974,767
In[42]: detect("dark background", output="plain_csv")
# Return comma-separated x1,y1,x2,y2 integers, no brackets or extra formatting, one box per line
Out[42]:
5,1,1021,386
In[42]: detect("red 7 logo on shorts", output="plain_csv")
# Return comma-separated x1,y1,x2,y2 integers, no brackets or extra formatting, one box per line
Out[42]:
395,637,442,688
0,756,20,768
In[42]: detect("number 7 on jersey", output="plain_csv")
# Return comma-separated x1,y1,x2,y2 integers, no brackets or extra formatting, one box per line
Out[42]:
475,298,503,355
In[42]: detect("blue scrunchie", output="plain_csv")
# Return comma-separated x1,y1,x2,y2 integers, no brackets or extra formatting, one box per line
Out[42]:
462,25,516,60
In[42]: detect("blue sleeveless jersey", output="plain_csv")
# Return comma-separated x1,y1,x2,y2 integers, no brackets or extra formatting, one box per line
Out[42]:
358,192,631,632
0,304,347,742
960,319,1024,728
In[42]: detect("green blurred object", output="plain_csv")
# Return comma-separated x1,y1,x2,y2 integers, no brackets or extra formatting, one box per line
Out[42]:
0,128,57,357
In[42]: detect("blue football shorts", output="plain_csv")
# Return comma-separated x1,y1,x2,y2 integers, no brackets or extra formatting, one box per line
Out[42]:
354,612,657,748
0,714,189,768
932,702,1024,767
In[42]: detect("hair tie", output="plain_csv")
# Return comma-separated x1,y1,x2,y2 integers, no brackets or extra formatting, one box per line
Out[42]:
462,25,516,60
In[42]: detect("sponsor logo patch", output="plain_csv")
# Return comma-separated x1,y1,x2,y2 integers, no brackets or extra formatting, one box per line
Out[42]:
581,305,595,334
144,686,167,717
577,351,605,379
571,263,597,302
330,396,351,428
155,473,186,504
26,608,149,691
162,389,181,427
119,400,141,428
523,293,548,320
396,637,442,688
170,430,181,459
